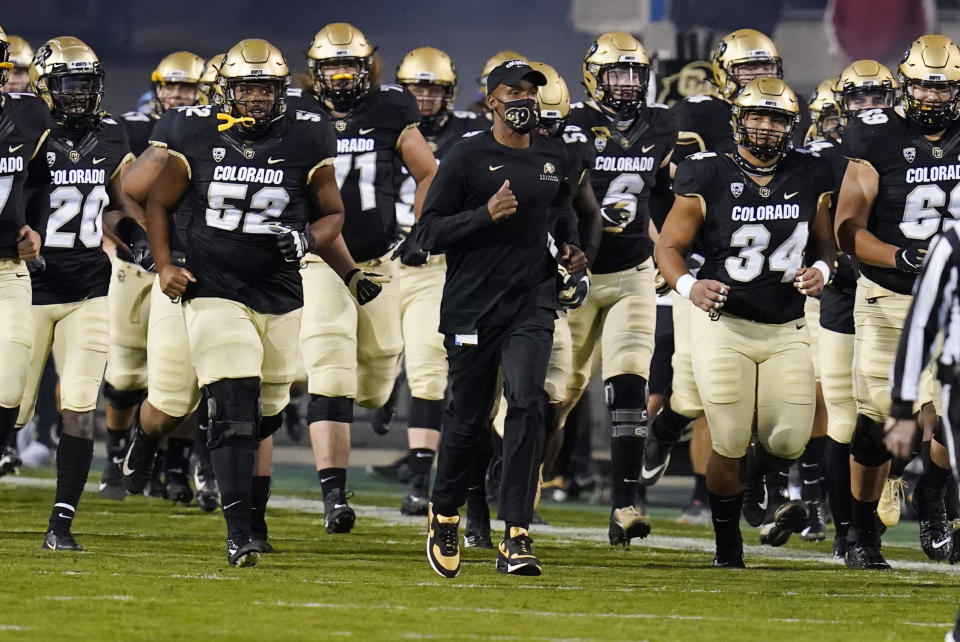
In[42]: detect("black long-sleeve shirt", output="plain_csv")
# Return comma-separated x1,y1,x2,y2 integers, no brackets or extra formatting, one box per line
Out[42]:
890,228,960,418
415,130,573,334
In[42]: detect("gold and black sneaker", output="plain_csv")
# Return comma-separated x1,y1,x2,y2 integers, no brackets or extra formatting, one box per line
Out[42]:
496,527,542,576
608,505,651,546
427,503,461,578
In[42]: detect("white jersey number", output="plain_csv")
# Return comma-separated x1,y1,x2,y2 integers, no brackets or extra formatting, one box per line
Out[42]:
900,183,960,240
334,151,377,212
601,173,645,231
725,222,809,282
46,185,109,249
205,181,290,233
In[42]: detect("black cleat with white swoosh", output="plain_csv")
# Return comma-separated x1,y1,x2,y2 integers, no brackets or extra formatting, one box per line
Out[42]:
42,529,83,552
121,426,159,495
639,432,673,487
742,477,767,528
323,488,356,534
915,478,953,561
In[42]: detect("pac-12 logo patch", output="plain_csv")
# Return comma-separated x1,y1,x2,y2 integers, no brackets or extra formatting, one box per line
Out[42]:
212,147,226,162
46,152,55,167
730,182,743,198
903,147,915,163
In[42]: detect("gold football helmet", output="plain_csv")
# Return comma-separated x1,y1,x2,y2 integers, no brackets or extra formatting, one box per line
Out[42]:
898,34,960,132
0,25,12,87
151,51,205,113
836,59,897,120
30,36,104,128
583,32,649,113
712,29,782,100
396,46,457,133
478,50,526,94
807,77,840,141
307,22,375,111
217,39,290,133
531,61,570,137
8,35,32,69
198,53,225,105
731,77,799,159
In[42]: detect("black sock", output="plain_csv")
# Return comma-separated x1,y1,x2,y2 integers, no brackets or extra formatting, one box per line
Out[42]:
105,427,129,462
825,437,852,537
800,436,826,502
922,442,951,491
708,491,743,541
504,520,528,538
849,497,879,541
0,405,19,451
407,447,435,479
635,482,647,504
48,434,93,533
691,474,709,504
766,470,789,502
611,436,643,508
250,475,271,535
318,467,346,497
210,446,256,540
165,438,192,476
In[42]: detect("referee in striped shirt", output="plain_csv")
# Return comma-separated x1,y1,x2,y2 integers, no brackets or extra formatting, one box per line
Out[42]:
886,228,960,471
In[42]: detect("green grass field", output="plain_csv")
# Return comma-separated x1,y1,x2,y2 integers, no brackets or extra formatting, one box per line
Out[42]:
3,465,960,641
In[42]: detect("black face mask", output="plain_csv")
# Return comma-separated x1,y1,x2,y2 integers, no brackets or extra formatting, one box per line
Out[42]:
494,96,539,133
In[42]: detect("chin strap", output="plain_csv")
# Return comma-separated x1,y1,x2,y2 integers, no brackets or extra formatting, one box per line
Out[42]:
217,112,256,132
732,149,783,177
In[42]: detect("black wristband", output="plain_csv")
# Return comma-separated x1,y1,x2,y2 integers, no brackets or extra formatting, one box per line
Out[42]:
889,399,915,420
343,268,360,285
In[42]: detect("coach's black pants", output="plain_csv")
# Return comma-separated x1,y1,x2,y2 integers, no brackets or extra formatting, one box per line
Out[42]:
431,307,554,527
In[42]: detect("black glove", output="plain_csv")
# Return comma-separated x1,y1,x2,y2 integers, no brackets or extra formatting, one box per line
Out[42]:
27,256,46,274
114,217,155,271
895,243,927,274
267,223,313,263
558,267,590,309
345,268,390,305
391,234,429,267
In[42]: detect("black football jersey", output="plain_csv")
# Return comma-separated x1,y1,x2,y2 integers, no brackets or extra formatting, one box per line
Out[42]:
164,104,338,314
286,85,421,262
670,95,735,165
800,137,856,333
567,101,676,273
0,92,53,258
673,150,835,324
844,107,960,295
32,116,132,305
146,109,190,253
395,110,485,233
120,110,161,156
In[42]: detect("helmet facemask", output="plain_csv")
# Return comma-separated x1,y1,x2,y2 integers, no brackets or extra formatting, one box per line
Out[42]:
406,82,453,135
222,77,286,136
0,40,10,87
312,56,371,112
815,103,842,140
900,78,960,133
594,62,648,116
49,72,104,129
733,107,796,161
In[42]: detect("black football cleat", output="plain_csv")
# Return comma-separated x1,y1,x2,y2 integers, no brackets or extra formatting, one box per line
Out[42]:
640,432,674,487
98,457,127,501
121,426,159,495
844,529,891,570
191,452,219,513
145,450,168,499
165,469,194,505
833,532,848,560
250,525,276,554
759,499,808,547
426,503,461,578
915,479,953,561
400,474,430,516
800,501,827,542
0,446,22,477
323,488,356,534
608,505,651,546
742,477,768,528
226,537,261,568
497,527,542,576
712,530,745,568
42,529,83,552
370,454,410,484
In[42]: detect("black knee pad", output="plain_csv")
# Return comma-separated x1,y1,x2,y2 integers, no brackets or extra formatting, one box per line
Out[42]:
258,413,283,441
933,416,946,445
850,414,892,467
204,378,260,450
409,397,443,431
604,375,648,438
745,440,794,481
103,383,147,410
307,394,354,424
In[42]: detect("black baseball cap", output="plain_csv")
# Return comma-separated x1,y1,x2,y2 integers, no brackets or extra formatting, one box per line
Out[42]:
486,59,547,94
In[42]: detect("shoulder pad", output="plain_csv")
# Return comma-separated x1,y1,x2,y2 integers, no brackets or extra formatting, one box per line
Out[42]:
286,87,304,97
453,110,478,119
686,151,717,160
462,130,483,138
380,84,404,93
122,111,152,122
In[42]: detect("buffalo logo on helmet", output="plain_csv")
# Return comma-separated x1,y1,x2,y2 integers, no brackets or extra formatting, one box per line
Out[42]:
212,147,226,162
902,147,916,163
730,182,744,198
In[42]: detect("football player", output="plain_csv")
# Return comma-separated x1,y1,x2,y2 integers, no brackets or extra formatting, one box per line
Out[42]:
0,35,32,94
562,32,675,545
803,77,841,145
20,37,135,550
835,34,960,569
643,28,785,533
144,38,378,566
390,46,484,517
0,25,53,478
287,23,436,533
467,51,527,119
101,51,206,501
657,77,836,567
